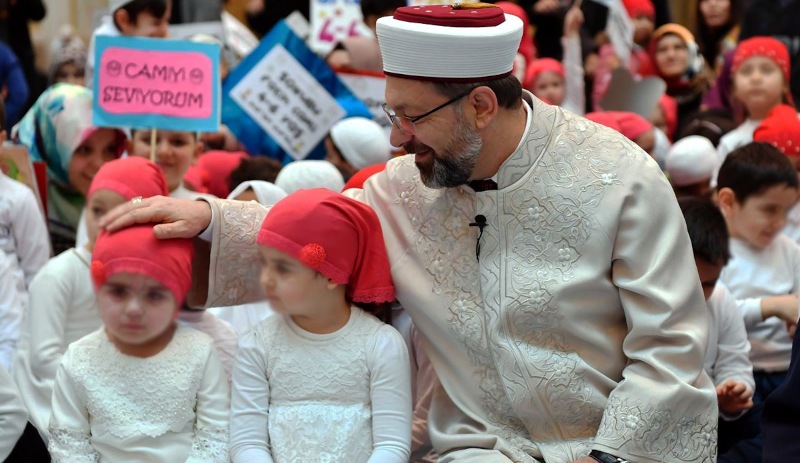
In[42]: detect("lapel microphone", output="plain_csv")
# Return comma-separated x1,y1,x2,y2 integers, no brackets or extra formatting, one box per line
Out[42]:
469,215,487,260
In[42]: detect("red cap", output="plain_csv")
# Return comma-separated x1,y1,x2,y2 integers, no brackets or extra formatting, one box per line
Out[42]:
733,37,791,85
524,58,565,92
622,0,655,19
753,104,800,157
193,151,249,199
343,163,387,191
88,157,168,200
91,225,195,306
586,111,653,141
257,189,395,303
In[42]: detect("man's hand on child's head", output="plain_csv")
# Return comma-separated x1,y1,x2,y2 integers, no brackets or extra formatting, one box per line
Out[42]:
715,380,754,416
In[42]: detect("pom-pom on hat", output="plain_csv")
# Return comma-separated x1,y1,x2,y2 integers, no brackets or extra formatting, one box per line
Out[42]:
88,157,168,201
753,104,800,157
377,3,524,82
257,189,395,304
330,117,392,171
665,135,718,186
91,224,195,306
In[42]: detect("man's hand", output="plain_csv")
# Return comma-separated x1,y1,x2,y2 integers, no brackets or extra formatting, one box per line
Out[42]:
98,196,213,240
570,457,597,463
716,380,753,416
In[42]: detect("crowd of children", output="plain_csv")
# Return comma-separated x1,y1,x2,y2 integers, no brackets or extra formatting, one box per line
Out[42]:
0,0,800,461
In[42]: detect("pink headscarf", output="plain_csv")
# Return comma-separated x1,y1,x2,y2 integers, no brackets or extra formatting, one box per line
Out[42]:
524,58,565,92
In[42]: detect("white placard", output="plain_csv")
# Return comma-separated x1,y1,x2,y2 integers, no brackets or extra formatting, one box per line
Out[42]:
337,72,391,139
221,11,259,58
309,0,371,57
230,44,345,160
591,0,634,67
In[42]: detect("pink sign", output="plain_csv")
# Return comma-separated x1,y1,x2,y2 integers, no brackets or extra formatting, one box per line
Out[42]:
97,47,214,119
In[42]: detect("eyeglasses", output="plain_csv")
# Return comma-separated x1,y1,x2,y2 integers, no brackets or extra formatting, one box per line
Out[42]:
382,89,473,134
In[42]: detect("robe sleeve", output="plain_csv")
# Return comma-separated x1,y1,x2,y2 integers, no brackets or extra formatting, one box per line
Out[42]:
187,347,230,463
48,349,99,463
230,329,274,463
594,152,718,462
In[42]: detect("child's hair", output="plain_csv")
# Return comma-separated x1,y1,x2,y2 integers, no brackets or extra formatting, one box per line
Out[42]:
696,0,742,67
113,0,169,28
229,156,283,188
676,108,736,147
678,197,730,266
717,141,799,203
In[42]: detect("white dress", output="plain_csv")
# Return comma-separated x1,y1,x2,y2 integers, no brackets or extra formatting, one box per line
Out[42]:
13,246,101,441
0,173,50,369
48,326,229,463
230,306,412,463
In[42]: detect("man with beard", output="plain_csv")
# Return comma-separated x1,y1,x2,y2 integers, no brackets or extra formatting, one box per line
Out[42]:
100,4,717,463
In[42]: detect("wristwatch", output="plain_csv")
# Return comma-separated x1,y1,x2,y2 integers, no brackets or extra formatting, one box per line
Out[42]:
589,450,631,463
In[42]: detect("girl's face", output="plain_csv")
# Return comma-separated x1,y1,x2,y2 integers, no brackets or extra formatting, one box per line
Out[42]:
97,272,177,358
258,246,340,321
532,71,565,106
68,129,121,196
54,62,85,86
733,56,787,118
699,0,731,29
131,130,201,192
85,189,126,246
654,34,689,79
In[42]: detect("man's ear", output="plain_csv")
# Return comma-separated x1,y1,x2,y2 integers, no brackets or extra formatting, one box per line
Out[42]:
468,86,499,130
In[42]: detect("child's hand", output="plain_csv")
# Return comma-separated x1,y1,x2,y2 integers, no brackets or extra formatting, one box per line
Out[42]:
533,0,560,14
716,380,753,416
761,294,799,325
564,7,584,38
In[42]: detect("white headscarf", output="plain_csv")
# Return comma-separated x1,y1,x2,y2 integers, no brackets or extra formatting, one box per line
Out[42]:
275,160,345,194
227,181,287,205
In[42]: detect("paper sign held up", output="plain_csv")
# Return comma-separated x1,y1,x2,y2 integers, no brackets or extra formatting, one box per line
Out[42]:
93,35,221,132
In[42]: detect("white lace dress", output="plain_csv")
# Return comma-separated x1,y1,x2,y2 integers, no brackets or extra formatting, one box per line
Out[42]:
48,326,230,462
230,306,412,463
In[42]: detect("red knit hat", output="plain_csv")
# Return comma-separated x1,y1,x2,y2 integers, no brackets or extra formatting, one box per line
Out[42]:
622,0,655,19
343,163,387,191
257,189,395,303
733,37,791,84
586,111,653,141
192,151,249,199
753,104,800,157
88,157,168,200
524,58,565,91
91,225,195,306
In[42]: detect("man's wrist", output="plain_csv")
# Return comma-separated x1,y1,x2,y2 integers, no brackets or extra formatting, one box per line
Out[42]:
589,450,631,463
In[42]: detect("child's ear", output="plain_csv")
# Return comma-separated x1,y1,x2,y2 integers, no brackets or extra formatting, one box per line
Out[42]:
114,9,134,34
717,187,737,216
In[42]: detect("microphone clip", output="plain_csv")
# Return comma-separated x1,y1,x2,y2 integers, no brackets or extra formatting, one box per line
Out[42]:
469,214,487,260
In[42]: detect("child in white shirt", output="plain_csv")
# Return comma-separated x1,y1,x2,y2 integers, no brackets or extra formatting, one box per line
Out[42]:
717,141,800,403
230,188,412,463
48,222,229,462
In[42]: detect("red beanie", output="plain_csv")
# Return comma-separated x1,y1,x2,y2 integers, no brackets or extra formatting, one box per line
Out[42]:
191,151,249,199
753,104,800,157
88,157,168,200
257,189,395,303
343,163,387,191
586,111,653,141
524,58,564,91
623,0,655,19
733,37,791,84
91,225,195,306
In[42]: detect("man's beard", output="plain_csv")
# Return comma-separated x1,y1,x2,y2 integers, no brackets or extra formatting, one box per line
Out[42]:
406,115,483,189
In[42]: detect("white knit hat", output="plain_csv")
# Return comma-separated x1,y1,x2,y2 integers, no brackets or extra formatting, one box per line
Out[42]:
377,4,523,81
109,0,133,12
227,181,287,206
330,117,392,171
665,135,718,186
275,160,345,195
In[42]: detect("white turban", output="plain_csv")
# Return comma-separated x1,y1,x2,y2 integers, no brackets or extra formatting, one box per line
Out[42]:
275,160,345,194
665,135,718,186
330,117,392,171
227,181,287,206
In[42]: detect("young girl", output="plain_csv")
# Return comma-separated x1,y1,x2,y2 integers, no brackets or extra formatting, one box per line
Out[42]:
13,157,168,442
11,83,127,254
48,224,229,462
230,188,412,462
716,37,795,170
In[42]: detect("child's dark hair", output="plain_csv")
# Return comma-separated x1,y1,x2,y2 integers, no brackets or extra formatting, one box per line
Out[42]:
679,197,730,266
360,0,406,18
717,142,799,203
229,156,283,187
114,0,168,28
676,109,736,147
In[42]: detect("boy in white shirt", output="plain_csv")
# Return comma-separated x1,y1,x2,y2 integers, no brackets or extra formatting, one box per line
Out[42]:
717,141,800,404
679,196,757,453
